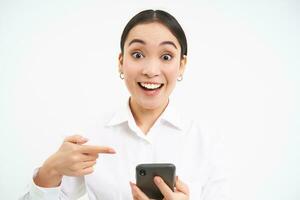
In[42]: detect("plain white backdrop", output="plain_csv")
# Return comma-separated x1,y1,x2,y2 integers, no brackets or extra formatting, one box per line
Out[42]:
0,0,299,199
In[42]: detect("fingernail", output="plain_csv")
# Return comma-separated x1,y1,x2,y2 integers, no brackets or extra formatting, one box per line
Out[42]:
176,175,179,181
109,148,116,153
129,182,136,190
154,176,161,183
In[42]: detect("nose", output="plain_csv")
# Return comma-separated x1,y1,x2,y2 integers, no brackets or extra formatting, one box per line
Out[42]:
142,58,161,78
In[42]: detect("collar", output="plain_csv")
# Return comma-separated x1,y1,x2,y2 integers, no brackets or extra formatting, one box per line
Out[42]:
106,97,184,131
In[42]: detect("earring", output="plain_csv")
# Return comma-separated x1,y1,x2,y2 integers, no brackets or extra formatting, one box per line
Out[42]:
177,75,183,81
119,72,124,80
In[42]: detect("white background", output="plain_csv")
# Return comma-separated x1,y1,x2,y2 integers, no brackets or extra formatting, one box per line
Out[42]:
0,0,299,199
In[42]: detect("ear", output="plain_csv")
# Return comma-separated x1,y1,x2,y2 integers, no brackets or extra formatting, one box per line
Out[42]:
179,55,187,76
118,52,123,73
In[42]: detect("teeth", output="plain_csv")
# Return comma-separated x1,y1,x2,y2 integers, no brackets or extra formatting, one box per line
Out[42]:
140,82,162,89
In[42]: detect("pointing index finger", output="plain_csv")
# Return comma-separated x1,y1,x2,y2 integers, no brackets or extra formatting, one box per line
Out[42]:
79,145,116,154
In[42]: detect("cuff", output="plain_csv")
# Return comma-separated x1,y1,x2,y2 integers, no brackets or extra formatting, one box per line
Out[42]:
29,168,61,200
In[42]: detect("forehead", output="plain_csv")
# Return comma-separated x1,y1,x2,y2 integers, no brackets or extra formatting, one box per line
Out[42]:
125,22,180,48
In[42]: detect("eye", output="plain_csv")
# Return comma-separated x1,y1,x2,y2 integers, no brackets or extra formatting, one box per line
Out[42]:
132,52,144,59
161,54,172,61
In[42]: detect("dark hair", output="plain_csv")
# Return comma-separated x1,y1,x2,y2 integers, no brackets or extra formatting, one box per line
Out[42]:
120,9,188,58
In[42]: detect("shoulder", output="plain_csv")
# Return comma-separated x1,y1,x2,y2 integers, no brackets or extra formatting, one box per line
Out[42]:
177,106,224,150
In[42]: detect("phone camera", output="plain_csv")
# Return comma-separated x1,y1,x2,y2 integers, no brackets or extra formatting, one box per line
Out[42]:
139,169,146,176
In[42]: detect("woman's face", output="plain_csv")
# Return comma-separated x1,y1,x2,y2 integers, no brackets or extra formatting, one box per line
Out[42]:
118,22,187,110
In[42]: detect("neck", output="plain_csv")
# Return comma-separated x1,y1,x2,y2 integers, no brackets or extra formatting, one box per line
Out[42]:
129,98,169,135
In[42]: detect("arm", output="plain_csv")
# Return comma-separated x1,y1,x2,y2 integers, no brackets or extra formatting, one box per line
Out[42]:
19,135,116,200
19,169,86,200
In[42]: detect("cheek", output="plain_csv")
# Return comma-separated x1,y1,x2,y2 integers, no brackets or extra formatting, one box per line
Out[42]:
122,62,139,91
164,58,181,81
123,62,138,78
164,67,179,83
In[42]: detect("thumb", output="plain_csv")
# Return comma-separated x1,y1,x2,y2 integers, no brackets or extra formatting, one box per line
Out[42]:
64,134,89,144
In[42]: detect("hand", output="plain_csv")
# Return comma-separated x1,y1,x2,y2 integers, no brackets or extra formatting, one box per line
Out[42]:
130,176,189,200
34,135,116,187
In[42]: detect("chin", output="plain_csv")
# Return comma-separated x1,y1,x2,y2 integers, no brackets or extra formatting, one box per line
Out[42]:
141,103,161,110
138,98,167,111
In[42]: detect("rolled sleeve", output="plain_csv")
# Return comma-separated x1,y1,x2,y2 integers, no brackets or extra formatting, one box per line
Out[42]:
20,168,61,200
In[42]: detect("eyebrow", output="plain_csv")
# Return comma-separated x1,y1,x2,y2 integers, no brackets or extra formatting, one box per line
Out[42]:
128,39,178,49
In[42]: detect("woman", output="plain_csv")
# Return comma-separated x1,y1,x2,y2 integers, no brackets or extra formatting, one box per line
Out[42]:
20,9,228,200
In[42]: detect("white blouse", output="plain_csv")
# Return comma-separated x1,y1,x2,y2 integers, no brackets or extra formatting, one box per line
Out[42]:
19,99,229,200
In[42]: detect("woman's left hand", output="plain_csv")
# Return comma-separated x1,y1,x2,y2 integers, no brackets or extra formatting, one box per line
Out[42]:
130,176,189,200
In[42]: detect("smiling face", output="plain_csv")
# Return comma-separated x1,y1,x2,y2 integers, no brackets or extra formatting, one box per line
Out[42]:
118,22,187,111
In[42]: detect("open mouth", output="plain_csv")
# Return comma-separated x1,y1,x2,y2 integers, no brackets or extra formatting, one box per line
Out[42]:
138,82,164,91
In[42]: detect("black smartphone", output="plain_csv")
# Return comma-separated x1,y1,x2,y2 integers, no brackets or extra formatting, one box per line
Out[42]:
136,163,176,200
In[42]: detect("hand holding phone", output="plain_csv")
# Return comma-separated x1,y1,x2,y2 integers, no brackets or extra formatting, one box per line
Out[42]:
135,163,176,199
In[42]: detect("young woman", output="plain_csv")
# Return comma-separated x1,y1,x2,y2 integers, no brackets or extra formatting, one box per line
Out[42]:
20,9,228,200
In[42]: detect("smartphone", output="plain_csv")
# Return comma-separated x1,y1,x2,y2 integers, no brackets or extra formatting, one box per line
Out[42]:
136,163,176,200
